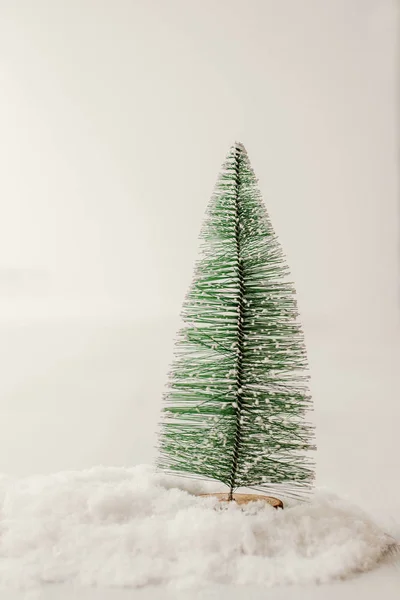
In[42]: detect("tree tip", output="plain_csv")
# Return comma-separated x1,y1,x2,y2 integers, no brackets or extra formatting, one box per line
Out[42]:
233,140,246,151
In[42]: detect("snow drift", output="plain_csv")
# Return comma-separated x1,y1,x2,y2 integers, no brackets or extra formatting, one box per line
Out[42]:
0,465,396,591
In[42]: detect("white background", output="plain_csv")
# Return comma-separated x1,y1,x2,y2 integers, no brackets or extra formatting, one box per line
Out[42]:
0,0,399,555
0,1,399,598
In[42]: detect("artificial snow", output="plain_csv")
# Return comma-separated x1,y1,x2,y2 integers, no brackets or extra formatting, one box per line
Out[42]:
0,465,396,592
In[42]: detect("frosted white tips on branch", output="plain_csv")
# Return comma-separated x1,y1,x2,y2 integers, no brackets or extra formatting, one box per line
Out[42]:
233,141,246,153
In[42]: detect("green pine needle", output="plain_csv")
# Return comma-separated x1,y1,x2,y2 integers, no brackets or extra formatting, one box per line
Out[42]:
156,142,316,500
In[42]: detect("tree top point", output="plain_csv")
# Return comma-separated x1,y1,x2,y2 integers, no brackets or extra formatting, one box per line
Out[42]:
233,141,246,152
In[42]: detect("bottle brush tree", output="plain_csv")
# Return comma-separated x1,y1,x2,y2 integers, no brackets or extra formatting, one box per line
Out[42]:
156,142,316,501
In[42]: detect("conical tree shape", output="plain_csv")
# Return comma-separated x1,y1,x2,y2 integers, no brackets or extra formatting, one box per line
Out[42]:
157,142,316,500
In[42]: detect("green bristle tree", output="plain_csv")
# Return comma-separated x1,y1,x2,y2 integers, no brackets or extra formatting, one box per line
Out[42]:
157,142,316,501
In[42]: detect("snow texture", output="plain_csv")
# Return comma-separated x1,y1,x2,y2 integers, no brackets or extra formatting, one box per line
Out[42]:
0,464,396,592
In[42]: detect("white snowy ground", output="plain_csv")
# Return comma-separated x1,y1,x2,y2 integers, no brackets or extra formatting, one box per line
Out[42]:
0,318,399,600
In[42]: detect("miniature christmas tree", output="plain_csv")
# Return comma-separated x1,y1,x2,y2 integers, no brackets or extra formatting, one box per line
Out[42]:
157,142,315,502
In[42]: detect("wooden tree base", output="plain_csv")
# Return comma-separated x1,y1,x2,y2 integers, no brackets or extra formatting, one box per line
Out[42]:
198,492,283,509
